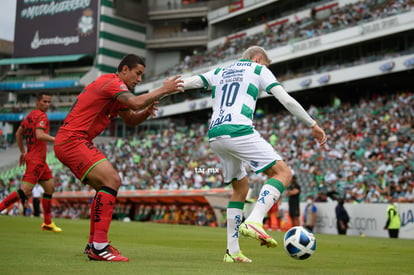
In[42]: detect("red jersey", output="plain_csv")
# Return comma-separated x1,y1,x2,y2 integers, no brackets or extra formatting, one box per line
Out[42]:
59,73,131,140
20,109,49,161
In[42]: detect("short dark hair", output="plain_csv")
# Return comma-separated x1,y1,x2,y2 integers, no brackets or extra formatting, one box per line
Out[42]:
36,92,50,100
117,54,146,72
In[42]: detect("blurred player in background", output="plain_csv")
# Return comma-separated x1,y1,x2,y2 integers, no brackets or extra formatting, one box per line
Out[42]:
285,175,301,227
181,46,326,262
335,198,350,235
0,93,62,233
303,195,317,232
54,54,183,262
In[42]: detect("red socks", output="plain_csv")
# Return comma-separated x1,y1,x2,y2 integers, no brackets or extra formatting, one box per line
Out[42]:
88,194,97,244
92,187,117,243
42,193,53,224
0,189,25,212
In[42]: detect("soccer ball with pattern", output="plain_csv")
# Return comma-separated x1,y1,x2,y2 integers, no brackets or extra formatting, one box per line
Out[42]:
283,226,316,260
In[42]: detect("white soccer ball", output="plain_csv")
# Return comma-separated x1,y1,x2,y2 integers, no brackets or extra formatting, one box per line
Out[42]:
283,226,316,260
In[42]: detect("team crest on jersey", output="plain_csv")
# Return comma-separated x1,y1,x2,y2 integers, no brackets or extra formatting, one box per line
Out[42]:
120,84,128,91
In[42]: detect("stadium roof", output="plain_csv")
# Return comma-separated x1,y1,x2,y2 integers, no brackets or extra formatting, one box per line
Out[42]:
0,54,89,65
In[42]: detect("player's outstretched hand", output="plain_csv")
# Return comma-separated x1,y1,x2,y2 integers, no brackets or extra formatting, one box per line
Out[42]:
311,124,327,148
145,102,159,118
162,75,184,95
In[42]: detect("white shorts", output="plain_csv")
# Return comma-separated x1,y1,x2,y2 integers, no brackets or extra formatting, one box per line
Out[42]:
209,131,282,184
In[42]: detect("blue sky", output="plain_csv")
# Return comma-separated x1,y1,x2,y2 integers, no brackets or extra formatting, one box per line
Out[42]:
0,0,17,41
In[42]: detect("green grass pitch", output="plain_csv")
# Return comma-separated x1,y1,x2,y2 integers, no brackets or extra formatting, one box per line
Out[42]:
0,216,412,275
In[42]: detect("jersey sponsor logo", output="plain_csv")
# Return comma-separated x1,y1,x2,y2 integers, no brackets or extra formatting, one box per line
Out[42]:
222,69,245,78
209,113,232,129
94,193,103,222
235,62,252,67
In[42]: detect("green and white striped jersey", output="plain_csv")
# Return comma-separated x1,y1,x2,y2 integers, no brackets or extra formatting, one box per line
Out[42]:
199,59,280,139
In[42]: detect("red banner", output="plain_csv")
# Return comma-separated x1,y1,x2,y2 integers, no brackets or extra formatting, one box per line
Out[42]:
228,0,244,13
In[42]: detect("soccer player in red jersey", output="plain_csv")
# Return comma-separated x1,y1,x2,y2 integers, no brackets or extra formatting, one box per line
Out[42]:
0,93,62,233
53,54,184,262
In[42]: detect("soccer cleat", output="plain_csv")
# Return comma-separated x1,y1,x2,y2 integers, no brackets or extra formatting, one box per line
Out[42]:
239,222,278,248
223,250,252,263
88,244,129,262
84,243,92,254
41,222,62,233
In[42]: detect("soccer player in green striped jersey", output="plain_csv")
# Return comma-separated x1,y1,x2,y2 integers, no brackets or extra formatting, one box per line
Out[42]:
182,46,327,262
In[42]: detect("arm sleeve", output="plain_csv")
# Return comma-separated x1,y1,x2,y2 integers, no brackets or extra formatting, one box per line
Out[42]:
269,85,316,127
182,75,205,90
36,112,48,130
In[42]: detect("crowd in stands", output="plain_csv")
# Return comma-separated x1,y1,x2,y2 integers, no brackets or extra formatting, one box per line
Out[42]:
1,95,413,223
2,89,411,223
148,0,414,81
3,89,412,205
7,91,414,206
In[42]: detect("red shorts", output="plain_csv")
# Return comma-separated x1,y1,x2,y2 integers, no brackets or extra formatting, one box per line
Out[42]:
54,131,106,182
22,158,53,185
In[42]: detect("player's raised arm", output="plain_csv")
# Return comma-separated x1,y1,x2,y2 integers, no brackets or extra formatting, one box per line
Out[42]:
118,75,183,112
181,75,205,90
269,84,327,147
119,101,159,127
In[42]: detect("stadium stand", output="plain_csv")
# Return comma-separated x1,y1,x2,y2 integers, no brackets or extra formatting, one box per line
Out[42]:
2,89,412,198
145,0,414,82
